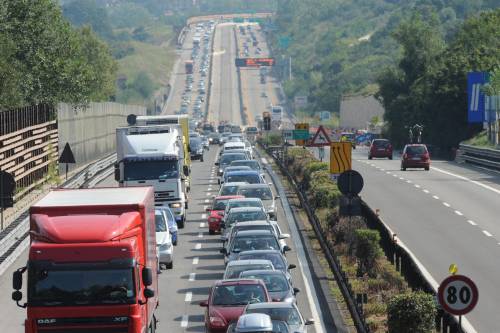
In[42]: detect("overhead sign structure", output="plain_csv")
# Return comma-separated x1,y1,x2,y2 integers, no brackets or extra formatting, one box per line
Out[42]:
293,130,309,140
235,58,275,67
330,142,352,175
438,275,478,316
294,123,309,146
467,72,488,123
309,125,331,147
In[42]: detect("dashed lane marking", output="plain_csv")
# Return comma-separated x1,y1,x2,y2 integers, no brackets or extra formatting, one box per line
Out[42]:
455,210,463,216
414,184,421,188
185,292,193,302
423,189,430,193
203,205,208,210
205,199,210,203
181,315,189,328
433,195,440,200
206,192,212,196
195,243,202,250
443,202,451,207
483,230,493,237
198,232,204,238
201,213,207,219
189,273,196,281
192,257,199,265
200,222,206,228
468,220,477,226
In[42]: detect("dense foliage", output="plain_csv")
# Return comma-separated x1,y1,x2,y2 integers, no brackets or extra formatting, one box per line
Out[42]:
0,0,116,109
270,0,499,115
387,291,437,333
377,10,500,149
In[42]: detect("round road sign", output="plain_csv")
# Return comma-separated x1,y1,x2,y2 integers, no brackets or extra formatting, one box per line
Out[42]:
337,170,363,196
438,275,478,316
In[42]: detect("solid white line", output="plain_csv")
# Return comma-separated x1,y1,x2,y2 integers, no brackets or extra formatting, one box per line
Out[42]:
208,187,213,191
443,202,451,207
198,232,204,238
189,273,196,281
181,315,189,328
432,166,500,196
192,257,199,265
455,210,463,216
195,243,202,250
185,292,193,302
201,213,207,219
483,230,493,237
433,195,440,200
423,189,430,193
468,220,477,226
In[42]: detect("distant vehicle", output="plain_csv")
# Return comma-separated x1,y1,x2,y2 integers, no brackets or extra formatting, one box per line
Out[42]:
155,208,174,269
208,132,221,144
190,137,204,162
244,302,315,333
203,123,215,132
232,125,242,133
401,144,430,171
185,60,194,74
199,279,270,333
217,152,249,176
340,132,356,149
369,139,393,159
201,135,210,150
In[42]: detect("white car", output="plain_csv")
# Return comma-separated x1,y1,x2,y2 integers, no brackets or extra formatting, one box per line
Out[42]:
237,184,279,220
155,209,173,269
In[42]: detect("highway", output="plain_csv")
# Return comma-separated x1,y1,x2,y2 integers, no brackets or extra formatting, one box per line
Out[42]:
0,22,334,333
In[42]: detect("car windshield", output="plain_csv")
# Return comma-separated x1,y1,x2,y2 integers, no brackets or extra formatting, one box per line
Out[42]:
221,154,247,165
227,174,261,184
212,284,266,306
155,213,167,232
124,160,179,181
246,307,302,326
225,264,274,279
242,273,288,292
228,211,268,224
214,198,230,210
228,201,262,210
231,160,260,170
239,253,286,270
220,185,243,196
190,138,202,150
231,235,280,252
29,267,135,306
238,187,273,200
406,146,427,154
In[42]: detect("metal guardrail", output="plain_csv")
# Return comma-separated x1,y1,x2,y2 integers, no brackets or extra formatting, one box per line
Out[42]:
458,144,500,171
0,153,116,276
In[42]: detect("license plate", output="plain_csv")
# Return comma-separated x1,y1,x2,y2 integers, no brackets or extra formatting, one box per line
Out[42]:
412,157,420,160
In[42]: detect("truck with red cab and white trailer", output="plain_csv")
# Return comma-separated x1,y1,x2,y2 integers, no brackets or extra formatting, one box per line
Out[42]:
12,187,159,333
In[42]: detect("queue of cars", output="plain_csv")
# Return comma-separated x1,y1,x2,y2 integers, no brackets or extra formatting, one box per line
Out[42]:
368,138,431,171
201,132,314,333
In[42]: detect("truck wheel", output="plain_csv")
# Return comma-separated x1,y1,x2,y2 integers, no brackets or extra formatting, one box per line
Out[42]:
166,262,173,269
200,155,204,162
178,217,185,229
185,201,188,209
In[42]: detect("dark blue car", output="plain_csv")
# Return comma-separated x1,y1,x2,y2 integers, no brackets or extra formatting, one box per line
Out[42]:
223,170,265,185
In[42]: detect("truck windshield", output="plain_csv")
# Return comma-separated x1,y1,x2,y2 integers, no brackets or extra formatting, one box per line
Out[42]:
29,268,135,306
124,160,179,180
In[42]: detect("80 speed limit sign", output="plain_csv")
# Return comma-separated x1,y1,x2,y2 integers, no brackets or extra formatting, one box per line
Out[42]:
438,275,478,315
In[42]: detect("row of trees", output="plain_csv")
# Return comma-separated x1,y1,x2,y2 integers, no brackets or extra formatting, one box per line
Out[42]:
376,10,500,149
0,0,117,109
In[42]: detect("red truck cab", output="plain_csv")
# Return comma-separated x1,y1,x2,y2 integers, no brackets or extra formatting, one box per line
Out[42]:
12,187,159,333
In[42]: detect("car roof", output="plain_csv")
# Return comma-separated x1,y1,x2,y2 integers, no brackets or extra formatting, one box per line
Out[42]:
240,270,285,276
229,207,266,213
238,250,284,256
405,144,427,147
221,152,247,157
216,195,245,200
228,197,262,202
233,221,271,227
236,314,273,332
214,278,265,286
227,259,273,266
246,302,295,309
222,182,248,186
235,230,274,236
225,170,260,176
232,160,258,164
225,141,245,147
225,166,252,170
238,184,271,189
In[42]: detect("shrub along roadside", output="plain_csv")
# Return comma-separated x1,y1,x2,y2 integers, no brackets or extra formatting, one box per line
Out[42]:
277,146,436,332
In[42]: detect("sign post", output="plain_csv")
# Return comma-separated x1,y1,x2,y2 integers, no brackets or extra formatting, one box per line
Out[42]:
294,123,309,146
330,142,352,176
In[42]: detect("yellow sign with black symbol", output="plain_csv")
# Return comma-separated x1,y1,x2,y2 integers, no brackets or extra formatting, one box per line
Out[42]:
330,142,352,174
295,123,309,146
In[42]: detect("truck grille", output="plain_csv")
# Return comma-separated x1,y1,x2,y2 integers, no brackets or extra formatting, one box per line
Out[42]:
39,329,127,333
37,316,129,332
154,190,175,202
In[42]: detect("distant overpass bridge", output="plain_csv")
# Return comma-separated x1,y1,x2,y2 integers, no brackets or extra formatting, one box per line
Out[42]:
186,12,273,25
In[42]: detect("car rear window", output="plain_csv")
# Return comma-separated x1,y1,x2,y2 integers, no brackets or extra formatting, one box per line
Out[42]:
227,174,261,184
406,146,427,154
373,140,390,147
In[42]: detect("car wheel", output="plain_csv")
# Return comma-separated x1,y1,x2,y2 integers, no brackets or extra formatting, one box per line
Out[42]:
389,155,393,160
425,166,430,171
185,201,188,209
209,229,215,235
200,155,204,162
368,155,372,160
173,240,178,246
177,218,185,229
165,262,173,269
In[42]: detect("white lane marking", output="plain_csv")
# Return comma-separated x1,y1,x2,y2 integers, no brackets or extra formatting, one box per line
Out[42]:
399,177,405,180
381,168,385,171
261,157,268,164
432,166,500,196
181,315,189,328
203,205,208,210
414,184,421,188
455,210,463,216
192,257,199,265
198,232,204,238
386,171,391,175
201,213,207,219
206,192,212,196
423,189,430,193
433,195,440,200
195,243,202,250
443,202,451,207
483,230,493,237
468,220,477,226
406,180,412,184
393,174,398,177
185,292,193,302
200,222,206,228
189,273,196,281
205,199,210,203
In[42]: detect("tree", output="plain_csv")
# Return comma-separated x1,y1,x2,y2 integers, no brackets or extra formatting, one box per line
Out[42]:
354,229,383,277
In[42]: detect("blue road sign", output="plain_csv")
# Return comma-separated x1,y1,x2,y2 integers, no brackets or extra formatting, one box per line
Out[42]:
467,72,488,123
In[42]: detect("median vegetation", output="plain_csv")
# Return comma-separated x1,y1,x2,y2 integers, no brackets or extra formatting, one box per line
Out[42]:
281,147,436,332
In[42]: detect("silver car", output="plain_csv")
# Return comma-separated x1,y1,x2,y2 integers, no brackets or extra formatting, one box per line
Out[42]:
155,209,173,269
223,259,274,279
240,270,299,303
244,302,315,333
237,184,279,220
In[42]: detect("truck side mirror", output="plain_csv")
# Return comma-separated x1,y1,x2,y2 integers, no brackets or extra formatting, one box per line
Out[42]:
12,290,22,302
13,270,23,290
142,268,153,286
144,288,155,298
114,163,120,182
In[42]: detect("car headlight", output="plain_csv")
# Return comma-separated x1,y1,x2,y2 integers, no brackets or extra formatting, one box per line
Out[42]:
198,149,203,154
219,169,223,174
209,316,226,327
169,202,182,208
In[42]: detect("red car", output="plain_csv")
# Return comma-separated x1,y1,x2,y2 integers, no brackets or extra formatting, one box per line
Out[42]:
368,139,393,159
401,144,430,171
200,279,270,333
207,195,244,235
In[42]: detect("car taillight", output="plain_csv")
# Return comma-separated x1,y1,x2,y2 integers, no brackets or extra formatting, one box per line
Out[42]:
387,144,392,150
423,153,429,160
403,153,408,159
209,316,226,327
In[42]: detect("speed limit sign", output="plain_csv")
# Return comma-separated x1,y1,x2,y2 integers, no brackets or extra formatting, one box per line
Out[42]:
438,275,478,315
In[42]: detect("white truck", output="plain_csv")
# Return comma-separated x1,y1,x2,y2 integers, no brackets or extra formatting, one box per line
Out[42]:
115,125,188,228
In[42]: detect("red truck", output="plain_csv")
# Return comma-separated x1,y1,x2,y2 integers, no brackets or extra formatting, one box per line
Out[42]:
12,187,159,333
185,60,194,74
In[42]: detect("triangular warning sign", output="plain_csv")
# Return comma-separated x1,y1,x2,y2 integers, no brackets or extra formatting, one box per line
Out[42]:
309,125,331,147
59,143,76,164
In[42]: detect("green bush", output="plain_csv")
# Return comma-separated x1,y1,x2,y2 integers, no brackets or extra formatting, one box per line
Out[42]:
354,229,383,277
331,217,367,255
387,291,437,333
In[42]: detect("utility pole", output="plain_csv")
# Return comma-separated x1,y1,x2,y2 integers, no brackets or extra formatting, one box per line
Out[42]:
289,56,292,81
